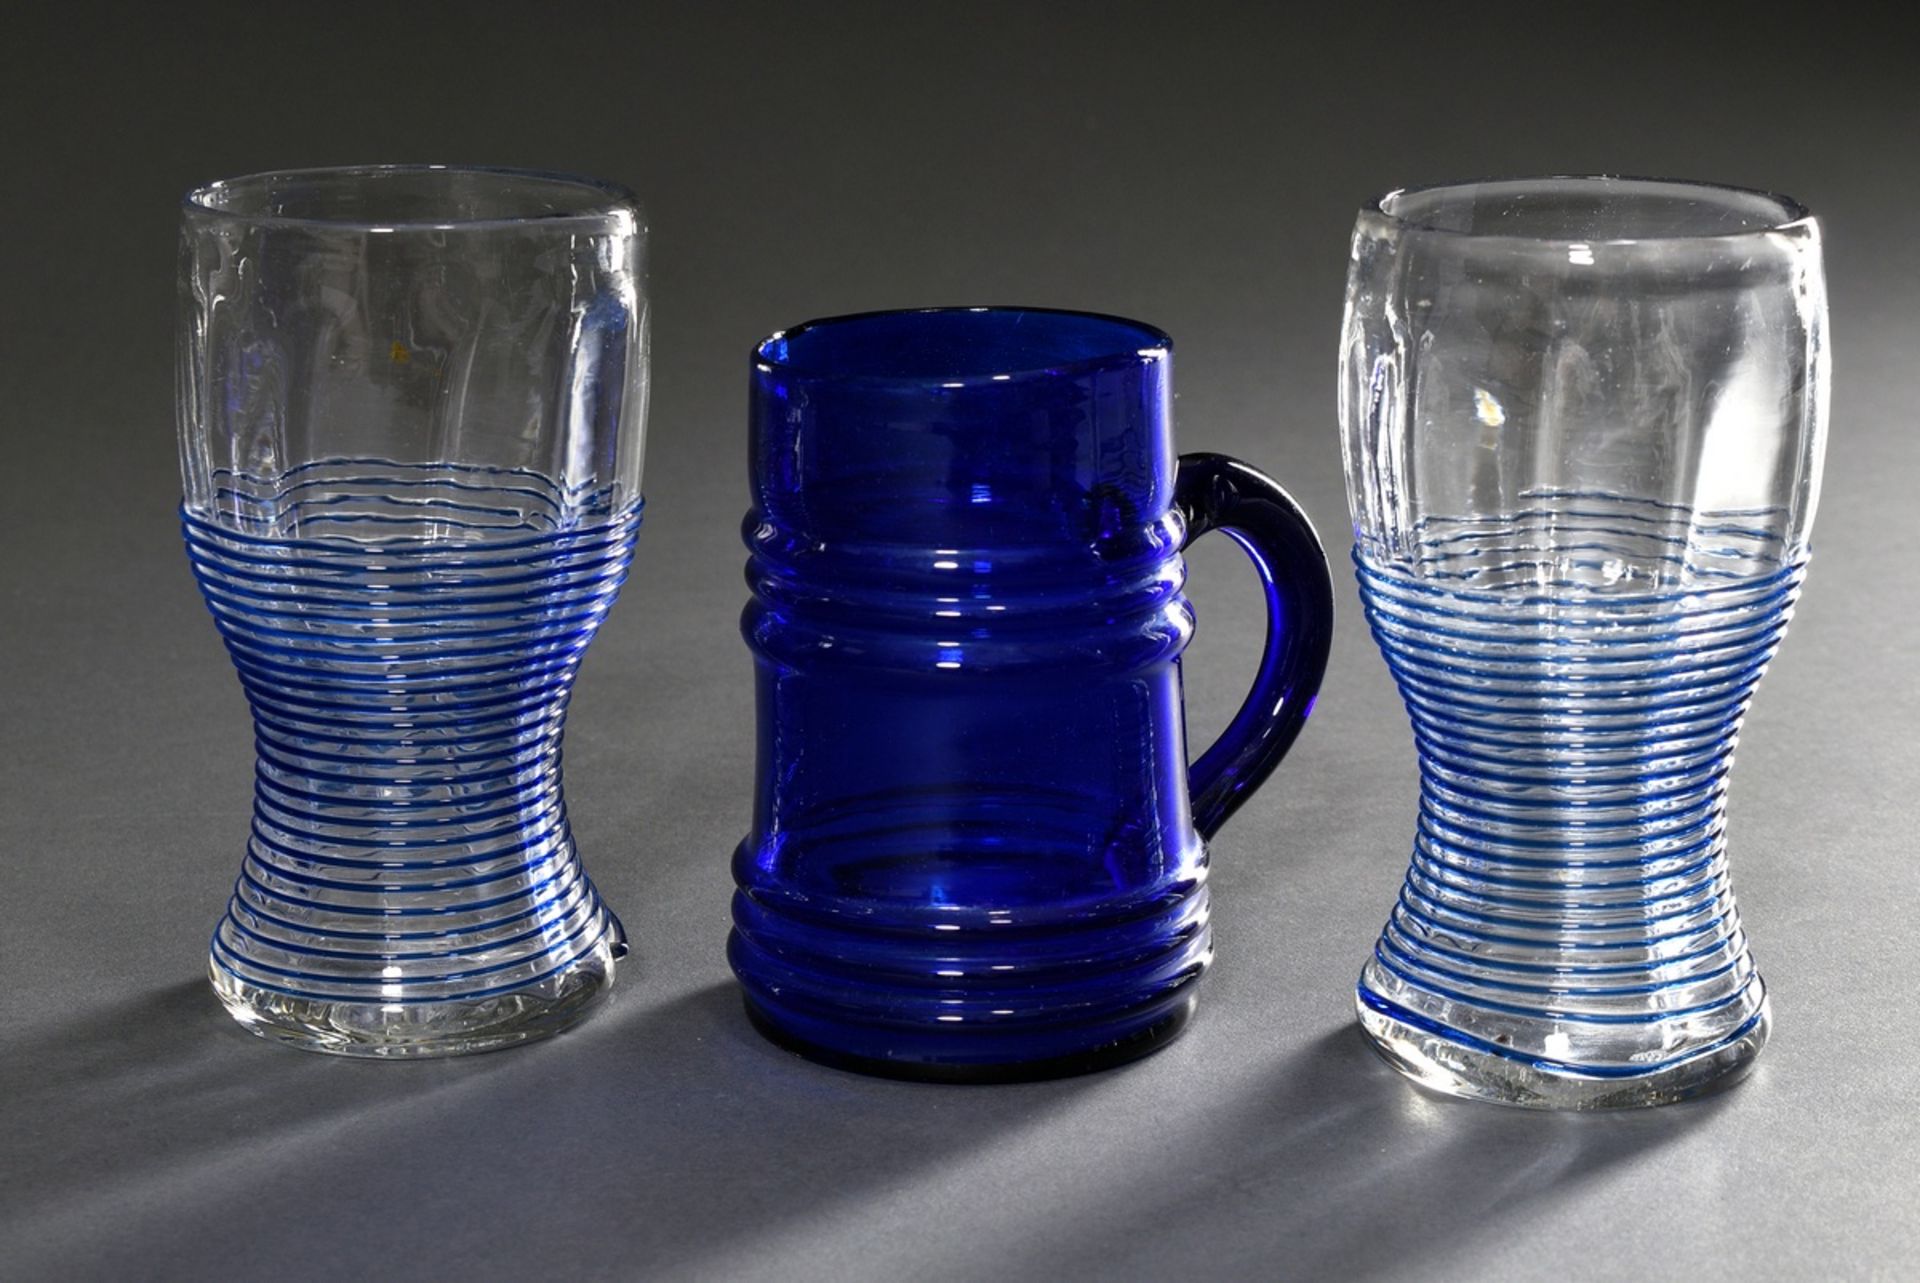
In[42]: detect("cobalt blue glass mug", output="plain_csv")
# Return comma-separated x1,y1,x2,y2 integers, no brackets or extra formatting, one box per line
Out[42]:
730,307,1335,1080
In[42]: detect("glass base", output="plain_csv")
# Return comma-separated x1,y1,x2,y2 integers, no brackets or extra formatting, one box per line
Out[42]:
742,991,1197,1083
208,937,623,1059
1356,989,1770,1110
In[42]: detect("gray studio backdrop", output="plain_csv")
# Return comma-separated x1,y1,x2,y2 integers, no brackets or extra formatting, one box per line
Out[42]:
2,6,1915,1280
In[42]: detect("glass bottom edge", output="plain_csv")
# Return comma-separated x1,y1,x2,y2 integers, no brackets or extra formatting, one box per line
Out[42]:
1356,987,1770,1110
740,990,1198,1084
208,939,622,1059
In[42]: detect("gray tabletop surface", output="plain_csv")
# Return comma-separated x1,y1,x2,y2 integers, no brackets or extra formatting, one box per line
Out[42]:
3,6,1915,1280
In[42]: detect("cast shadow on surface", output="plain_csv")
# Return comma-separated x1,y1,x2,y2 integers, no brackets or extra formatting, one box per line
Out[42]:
1037,1022,1741,1280
3,974,1722,1281
0,975,1102,1280
272,979,1106,1278
0,975,526,1233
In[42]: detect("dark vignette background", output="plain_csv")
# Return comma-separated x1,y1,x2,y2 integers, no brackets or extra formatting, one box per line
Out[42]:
2,5,1915,1279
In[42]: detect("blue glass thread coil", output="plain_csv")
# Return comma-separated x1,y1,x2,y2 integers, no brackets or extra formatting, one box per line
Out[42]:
183,460,639,1056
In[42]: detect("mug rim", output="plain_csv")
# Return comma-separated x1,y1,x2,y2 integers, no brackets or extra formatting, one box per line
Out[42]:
1362,175,1815,245
753,306,1174,387
182,163,642,234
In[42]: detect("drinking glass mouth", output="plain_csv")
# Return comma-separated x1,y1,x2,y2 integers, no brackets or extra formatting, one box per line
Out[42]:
183,164,640,232
755,307,1173,384
1370,176,1812,243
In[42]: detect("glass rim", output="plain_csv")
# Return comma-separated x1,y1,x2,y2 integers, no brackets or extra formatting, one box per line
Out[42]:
181,163,642,233
1362,175,1815,245
752,306,1175,386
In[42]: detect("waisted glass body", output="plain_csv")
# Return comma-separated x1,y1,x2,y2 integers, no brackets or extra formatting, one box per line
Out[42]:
732,308,1334,1079
177,166,649,1056
1340,178,1828,1106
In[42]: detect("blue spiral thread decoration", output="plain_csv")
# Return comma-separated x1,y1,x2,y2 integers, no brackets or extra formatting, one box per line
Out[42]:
183,459,640,1057
1353,493,1806,1107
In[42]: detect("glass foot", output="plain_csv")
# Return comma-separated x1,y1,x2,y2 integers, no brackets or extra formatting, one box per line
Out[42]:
208,937,623,1059
1356,987,1770,1110
741,990,1197,1083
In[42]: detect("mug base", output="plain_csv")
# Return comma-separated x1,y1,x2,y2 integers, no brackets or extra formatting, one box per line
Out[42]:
208,938,622,1059
741,991,1197,1084
1356,987,1770,1110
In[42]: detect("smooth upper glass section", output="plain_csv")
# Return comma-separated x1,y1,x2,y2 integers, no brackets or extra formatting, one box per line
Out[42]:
757,307,1170,382
178,166,648,538
1340,176,1828,586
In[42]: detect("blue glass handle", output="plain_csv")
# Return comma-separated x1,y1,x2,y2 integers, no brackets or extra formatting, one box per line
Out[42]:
1175,452,1334,839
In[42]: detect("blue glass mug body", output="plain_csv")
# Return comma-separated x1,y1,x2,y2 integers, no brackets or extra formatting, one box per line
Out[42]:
731,308,1334,1080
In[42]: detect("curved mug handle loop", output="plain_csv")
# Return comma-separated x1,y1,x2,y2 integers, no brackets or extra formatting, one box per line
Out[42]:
1173,452,1335,839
